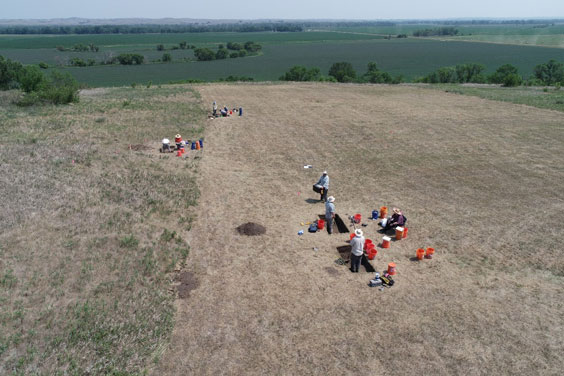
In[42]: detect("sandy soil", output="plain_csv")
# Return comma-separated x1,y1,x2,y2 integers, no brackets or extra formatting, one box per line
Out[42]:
157,83,564,375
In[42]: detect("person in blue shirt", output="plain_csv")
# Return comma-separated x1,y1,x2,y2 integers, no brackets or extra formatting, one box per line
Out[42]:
316,171,330,202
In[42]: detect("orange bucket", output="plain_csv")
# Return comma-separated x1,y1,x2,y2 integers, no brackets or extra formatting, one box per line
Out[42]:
367,248,377,260
176,150,182,157
317,219,325,230
425,247,435,259
350,233,355,240
354,213,361,223
416,248,425,260
363,239,373,250
195,142,201,150
379,206,388,219
402,227,408,238
387,262,396,275
395,226,404,240
382,236,391,248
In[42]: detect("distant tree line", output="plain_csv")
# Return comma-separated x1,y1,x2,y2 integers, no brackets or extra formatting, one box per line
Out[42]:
417,59,564,87
413,27,459,37
0,23,304,35
280,59,564,87
0,55,79,105
280,62,403,84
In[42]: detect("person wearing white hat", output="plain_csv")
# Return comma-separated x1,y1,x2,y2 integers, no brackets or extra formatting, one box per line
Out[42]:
212,101,217,116
161,138,171,152
350,229,365,273
315,170,330,202
325,196,336,234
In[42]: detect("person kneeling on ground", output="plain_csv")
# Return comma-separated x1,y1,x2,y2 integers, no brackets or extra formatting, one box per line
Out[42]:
381,207,405,232
350,229,365,273
162,138,171,152
325,196,336,234
220,106,229,117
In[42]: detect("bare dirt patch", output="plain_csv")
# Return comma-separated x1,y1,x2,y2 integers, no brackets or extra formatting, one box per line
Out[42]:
236,222,266,236
176,271,200,299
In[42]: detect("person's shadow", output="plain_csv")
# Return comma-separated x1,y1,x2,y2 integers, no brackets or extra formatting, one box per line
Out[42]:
305,198,320,204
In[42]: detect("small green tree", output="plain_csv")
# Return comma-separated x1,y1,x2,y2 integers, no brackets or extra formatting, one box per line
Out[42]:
280,66,322,81
534,59,564,85
156,44,165,51
215,48,228,60
179,41,188,49
162,53,172,62
194,48,216,61
328,62,356,83
361,62,393,83
489,64,521,85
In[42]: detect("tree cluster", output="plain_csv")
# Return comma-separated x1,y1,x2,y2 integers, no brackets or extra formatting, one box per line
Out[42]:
0,55,79,105
56,43,99,52
193,41,261,61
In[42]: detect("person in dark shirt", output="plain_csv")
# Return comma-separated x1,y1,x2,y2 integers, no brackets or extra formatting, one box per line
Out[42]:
381,207,405,232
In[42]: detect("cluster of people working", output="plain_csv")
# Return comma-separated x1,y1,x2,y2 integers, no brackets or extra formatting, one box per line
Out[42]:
312,170,407,273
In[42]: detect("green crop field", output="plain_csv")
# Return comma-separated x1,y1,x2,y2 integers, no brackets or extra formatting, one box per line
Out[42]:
2,29,564,87
44,39,564,87
323,23,564,48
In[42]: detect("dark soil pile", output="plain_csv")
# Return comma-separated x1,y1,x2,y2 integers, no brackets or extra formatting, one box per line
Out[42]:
176,271,200,299
236,222,266,236
129,144,150,151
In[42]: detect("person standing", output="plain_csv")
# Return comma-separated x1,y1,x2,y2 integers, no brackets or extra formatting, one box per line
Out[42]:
316,170,330,202
350,229,365,273
325,196,336,234
212,101,218,116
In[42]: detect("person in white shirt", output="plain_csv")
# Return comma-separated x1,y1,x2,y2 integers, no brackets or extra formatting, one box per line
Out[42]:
349,229,365,273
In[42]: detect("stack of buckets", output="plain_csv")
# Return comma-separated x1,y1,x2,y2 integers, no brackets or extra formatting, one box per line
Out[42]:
364,239,377,260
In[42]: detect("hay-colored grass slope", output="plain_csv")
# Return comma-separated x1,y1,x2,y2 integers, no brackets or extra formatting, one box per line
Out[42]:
0,85,205,374
159,83,564,375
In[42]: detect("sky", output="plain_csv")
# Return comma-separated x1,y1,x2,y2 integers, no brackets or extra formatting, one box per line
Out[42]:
1,0,563,20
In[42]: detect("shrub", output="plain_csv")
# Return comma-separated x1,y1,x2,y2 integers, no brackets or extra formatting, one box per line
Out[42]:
280,65,322,81
534,59,564,86
193,48,215,61
17,71,79,106
38,71,80,104
215,48,228,60
0,55,24,90
162,53,172,62
38,62,48,69
489,64,521,85
19,65,45,93
502,73,522,87
156,44,165,51
229,52,239,58
328,62,356,83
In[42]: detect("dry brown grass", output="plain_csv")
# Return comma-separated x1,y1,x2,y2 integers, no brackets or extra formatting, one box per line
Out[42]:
0,85,205,374
158,83,564,375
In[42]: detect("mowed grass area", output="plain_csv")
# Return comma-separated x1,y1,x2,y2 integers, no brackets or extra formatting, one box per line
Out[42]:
0,85,205,374
158,83,564,375
427,84,564,112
